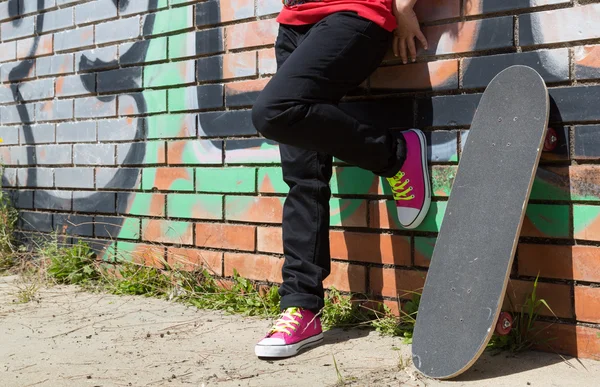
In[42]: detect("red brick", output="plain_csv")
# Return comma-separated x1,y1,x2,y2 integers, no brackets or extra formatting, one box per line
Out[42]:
368,200,403,230
150,168,192,191
575,286,600,324
257,226,282,254
323,262,366,293
369,268,426,299
519,244,600,283
166,247,223,275
575,45,600,72
225,196,283,224
532,322,600,360
195,222,256,251
329,231,410,266
332,199,369,228
142,219,193,245
415,0,460,22
225,19,278,50
421,20,481,56
570,165,600,200
504,280,573,319
370,60,458,91
123,243,165,268
224,252,283,282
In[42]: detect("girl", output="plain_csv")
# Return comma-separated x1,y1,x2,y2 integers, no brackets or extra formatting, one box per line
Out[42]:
252,0,430,358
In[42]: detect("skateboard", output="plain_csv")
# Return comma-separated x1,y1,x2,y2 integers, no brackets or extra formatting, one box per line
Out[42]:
411,65,550,379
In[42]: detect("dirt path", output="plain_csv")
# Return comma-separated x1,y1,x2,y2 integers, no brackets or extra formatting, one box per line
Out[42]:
1,275,598,387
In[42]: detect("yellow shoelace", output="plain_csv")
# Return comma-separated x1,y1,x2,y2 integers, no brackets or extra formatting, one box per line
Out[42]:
386,172,414,201
270,307,303,336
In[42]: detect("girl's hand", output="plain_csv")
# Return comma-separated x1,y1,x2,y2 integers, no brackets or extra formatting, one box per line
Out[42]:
392,0,428,64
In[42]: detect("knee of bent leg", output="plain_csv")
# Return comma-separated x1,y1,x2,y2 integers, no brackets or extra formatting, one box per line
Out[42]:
252,97,278,140
251,95,290,141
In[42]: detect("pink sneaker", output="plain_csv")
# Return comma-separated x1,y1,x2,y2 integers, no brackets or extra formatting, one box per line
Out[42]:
255,307,323,358
386,129,431,229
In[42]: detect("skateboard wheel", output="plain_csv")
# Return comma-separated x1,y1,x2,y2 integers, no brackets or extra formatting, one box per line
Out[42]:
495,312,513,336
543,127,558,152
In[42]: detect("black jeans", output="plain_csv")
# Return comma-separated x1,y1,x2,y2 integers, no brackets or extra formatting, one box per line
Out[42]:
252,12,406,313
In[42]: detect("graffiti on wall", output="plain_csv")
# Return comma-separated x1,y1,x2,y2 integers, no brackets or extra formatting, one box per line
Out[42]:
1,0,600,262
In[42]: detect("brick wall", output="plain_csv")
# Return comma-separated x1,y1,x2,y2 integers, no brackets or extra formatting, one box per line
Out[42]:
1,0,599,359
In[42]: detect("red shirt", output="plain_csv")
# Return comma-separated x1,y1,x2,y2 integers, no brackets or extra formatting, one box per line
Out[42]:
276,0,398,32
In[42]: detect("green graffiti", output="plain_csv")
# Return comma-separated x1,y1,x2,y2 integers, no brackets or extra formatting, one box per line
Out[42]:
414,236,437,263
330,199,365,227
197,167,256,192
167,193,223,220
573,204,600,238
257,167,288,193
525,204,570,238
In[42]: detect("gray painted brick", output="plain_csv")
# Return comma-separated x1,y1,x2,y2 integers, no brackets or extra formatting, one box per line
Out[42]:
0,85,14,104
97,67,142,93
169,85,224,112
1,104,35,124
463,49,569,89
75,0,117,24
96,168,140,189
56,73,95,97
20,211,54,232
35,144,72,165
55,167,94,188
0,2,17,22
1,15,34,40
17,168,54,188
120,37,167,65
36,99,74,121
20,124,55,144
95,215,138,238
57,121,96,143
0,126,19,145
257,0,281,17
1,60,35,82
8,189,33,209
76,46,118,71
0,146,36,166
0,41,17,62
117,142,156,165
55,25,94,51
73,191,116,213
74,144,115,165
53,214,94,237
37,54,74,76
1,168,17,187
98,118,142,141
95,16,140,45
17,79,55,101
34,190,72,211
19,0,56,15
37,7,73,33
75,96,116,118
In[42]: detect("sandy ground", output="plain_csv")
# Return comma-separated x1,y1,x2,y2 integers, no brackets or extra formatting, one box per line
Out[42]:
1,275,599,387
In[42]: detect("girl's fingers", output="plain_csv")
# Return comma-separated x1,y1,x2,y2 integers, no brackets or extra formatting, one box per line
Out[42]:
416,30,429,50
393,35,399,57
399,38,408,64
407,36,417,62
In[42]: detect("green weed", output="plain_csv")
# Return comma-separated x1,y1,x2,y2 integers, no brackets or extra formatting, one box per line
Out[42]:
487,275,556,353
45,239,100,285
0,173,18,273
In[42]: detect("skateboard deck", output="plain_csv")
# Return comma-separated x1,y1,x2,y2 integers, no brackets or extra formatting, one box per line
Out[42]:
411,65,550,379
